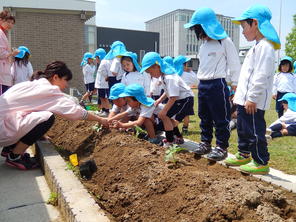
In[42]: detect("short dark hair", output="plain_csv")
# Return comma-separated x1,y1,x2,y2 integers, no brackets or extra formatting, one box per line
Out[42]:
31,61,72,81
190,24,208,40
244,19,254,26
0,10,15,23
279,60,293,72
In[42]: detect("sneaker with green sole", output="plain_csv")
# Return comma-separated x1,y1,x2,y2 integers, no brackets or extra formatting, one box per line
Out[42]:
239,160,270,175
224,152,251,166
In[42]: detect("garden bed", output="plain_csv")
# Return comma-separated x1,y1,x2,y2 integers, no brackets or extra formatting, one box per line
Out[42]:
47,116,296,222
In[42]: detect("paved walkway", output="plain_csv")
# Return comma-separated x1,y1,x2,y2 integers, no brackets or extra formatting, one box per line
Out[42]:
0,150,63,222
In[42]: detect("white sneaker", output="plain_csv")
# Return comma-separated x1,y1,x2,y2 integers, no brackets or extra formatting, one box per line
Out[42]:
265,135,272,142
266,128,272,136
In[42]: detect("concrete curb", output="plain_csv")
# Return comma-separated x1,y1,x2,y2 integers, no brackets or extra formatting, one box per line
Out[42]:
35,140,111,222
182,139,296,193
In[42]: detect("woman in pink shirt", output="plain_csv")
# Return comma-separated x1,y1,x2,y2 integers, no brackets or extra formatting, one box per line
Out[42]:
0,61,108,170
0,10,19,95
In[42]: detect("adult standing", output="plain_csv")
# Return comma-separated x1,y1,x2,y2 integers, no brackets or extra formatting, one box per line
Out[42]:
0,10,19,95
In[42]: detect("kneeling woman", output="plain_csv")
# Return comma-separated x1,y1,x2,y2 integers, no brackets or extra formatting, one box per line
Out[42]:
0,61,108,170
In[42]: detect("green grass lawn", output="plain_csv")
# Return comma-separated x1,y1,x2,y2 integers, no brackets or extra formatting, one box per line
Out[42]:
184,90,296,175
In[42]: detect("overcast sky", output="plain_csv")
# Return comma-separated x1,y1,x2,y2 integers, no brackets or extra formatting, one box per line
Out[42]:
96,0,295,56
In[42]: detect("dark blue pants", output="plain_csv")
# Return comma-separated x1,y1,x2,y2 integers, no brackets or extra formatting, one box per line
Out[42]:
108,76,120,90
237,105,269,165
198,78,230,149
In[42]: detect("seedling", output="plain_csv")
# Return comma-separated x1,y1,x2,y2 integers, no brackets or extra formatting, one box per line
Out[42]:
92,124,102,132
47,192,58,206
164,144,186,164
134,126,148,139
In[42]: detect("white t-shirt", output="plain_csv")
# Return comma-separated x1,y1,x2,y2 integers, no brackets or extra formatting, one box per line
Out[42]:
11,62,33,85
181,71,199,87
162,74,194,100
150,76,163,96
121,71,151,96
95,60,111,89
138,104,164,118
82,64,95,84
110,57,125,80
197,37,241,85
234,38,275,110
272,72,296,95
270,109,296,127
111,104,139,117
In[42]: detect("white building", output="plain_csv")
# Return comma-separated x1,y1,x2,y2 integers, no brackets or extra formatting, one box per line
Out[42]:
145,9,240,57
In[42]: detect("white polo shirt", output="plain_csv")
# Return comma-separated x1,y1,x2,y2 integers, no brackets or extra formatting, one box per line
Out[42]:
197,37,241,85
150,76,163,96
162,74,194,100
272,72,296,95
181,71,199,87
110,57,125,80
121,71,151,96
234,38,275,111
82,64,95,84
95,59,111,89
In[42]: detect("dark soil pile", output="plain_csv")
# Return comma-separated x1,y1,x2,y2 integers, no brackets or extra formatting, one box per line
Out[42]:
48,117,296,222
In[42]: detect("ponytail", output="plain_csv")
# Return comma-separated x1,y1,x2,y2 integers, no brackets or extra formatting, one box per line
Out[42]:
31,61,72,81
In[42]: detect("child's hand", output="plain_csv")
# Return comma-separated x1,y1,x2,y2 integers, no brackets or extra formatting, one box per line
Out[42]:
272,95,277,100
100,118,109,127
105,77,109,81
111,120,123,128
244,101,257,115
154,98,161,106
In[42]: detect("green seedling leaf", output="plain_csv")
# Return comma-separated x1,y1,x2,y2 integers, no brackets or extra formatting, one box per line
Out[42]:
92,124,102,132
47,192,58,206
164,144,186,164
134,125,147,138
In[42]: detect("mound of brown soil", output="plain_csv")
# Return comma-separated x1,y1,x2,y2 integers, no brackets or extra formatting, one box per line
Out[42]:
48,117,296,222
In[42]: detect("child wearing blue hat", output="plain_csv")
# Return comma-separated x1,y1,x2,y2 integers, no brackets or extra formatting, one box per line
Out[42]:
120,51,151,96
173,55,199,134
163,56,174,67
225,4,281,174
184,7,241,161
294,61,296,74
11,46,33,85
141,52,194,147
80,52,96,106
272,56,296,118
107,83,137,122
112,84,164,144
94,48,110,117
266,93,296,140
105,41,127,89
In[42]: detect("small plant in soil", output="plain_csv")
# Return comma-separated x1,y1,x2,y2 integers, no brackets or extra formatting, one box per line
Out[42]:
165,144,186,164
92,124,102,132
134,126,148,140
65,161,80,176
47,192,58,206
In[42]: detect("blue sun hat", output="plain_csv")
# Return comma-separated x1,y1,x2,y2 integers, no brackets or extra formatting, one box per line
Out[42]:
294,61,296,74
140,52,176,75
15,46,31,59
184,7,227,40
104,41,127,60
278,93,296,112
109,83,126,100
173,55,191,76
119,84,155,107
232,4,281,50
94,48,106,60
80,52,93,66
120,51,141,72
163,56,174,67
280,56,293,63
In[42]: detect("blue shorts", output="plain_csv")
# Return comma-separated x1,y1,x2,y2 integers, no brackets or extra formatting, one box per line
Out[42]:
0,84,10,96
85,82,95,92
167,97,194,122
98,88,110,99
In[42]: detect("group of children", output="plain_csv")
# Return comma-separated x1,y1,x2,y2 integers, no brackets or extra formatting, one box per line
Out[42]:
0,4,293,175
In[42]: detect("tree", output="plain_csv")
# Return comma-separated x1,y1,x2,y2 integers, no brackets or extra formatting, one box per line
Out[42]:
285,14,296,59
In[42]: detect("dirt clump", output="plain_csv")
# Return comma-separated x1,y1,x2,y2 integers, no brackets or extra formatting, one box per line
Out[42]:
48,117,296,222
